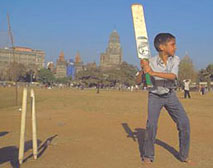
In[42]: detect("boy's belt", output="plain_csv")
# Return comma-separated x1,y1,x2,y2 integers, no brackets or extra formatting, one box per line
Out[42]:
154,80,176,88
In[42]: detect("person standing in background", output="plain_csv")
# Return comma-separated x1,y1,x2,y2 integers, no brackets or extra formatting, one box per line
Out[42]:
183,79,191,98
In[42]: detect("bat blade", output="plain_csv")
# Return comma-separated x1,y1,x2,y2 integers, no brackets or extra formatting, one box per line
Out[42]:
131,4,151,60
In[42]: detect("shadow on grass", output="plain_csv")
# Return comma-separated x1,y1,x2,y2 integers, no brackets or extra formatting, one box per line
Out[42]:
23,134,58,163
0,131,9,137
121,123,180,161
0,134,58,168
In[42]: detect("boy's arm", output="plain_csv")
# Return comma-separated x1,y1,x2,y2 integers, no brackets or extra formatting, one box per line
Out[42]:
149,71,176,80
141,60,177,80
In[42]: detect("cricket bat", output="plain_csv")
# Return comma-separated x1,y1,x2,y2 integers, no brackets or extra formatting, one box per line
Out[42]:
131,4,152,87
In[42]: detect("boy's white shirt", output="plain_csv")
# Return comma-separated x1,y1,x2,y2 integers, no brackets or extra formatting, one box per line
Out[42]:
148,55,180,95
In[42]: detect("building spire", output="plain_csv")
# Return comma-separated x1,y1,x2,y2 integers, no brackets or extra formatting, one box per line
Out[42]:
59,51,65,62
75,51,81,63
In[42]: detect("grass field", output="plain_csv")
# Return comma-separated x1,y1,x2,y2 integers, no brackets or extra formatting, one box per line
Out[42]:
0,87,213,168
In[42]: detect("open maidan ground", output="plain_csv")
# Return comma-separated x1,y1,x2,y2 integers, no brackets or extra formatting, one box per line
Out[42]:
0,87,213,168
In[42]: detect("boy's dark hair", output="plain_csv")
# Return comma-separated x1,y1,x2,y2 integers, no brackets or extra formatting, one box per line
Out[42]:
154,33,175,52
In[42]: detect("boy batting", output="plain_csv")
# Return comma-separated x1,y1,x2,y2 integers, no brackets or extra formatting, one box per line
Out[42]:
132,4,191,164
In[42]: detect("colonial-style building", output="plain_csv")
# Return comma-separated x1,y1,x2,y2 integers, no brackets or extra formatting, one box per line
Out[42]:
74,51,83,74
55,51,67,78
0,46,45,72
100,30,122,69
84,62,97,70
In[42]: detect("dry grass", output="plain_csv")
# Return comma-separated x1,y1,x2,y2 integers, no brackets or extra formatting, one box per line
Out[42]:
0,87,213,168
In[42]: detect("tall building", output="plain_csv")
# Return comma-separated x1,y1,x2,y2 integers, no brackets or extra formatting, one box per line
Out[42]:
55,51,67,78
0,46,45,72
100,30,122,69
74,51,83,74
85,62,97,70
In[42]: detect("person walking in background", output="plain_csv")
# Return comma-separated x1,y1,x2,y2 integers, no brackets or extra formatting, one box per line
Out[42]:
200,85,205,95
183,79,191,98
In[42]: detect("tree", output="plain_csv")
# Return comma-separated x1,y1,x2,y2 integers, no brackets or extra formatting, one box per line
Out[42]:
6,62,27,81
37,68,55,84
198,64,213,82
178,56,197,83
75,62,138,88
206,64,213,81
55,77,72,84
76,67,103,87
119,62,138,86
197,64,213,90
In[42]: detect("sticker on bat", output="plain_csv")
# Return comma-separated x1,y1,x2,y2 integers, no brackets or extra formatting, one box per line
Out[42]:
137,36,150,59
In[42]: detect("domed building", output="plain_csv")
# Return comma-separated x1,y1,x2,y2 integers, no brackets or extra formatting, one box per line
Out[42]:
100,30,123,69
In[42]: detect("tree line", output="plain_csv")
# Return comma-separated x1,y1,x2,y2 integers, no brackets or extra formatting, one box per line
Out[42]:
0,57,212,88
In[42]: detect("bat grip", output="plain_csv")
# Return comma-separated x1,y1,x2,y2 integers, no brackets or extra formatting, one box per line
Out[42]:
145,73,152,86
140,59,153,87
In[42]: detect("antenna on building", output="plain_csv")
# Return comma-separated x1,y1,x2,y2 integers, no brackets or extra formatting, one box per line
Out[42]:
7,13,15,62
7,13,18,105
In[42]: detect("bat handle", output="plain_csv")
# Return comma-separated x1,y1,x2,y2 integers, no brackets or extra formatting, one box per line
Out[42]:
145,73,152,87
140,59,153,87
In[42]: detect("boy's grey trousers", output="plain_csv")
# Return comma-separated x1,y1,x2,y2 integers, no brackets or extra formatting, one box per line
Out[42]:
143,90,190,161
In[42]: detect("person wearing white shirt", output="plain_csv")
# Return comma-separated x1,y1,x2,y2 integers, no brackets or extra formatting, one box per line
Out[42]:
183,79,191,98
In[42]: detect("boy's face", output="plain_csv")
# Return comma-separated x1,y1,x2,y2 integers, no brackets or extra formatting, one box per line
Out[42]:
159,38,176,56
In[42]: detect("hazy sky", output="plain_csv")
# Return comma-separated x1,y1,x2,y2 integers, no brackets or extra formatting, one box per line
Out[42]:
0,0,212,69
